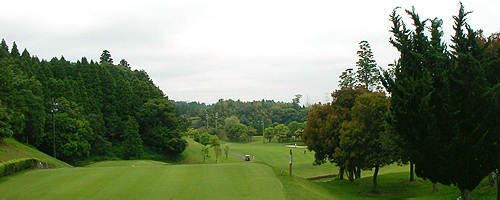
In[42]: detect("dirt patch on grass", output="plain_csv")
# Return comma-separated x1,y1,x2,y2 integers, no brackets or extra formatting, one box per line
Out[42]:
306,174,337,180
361,191,391,196
404,180,423,185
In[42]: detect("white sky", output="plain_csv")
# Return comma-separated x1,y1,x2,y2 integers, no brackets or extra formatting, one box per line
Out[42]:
1,0,499,105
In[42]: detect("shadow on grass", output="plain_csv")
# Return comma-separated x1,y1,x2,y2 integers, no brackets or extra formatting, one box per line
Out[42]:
316,172,497,199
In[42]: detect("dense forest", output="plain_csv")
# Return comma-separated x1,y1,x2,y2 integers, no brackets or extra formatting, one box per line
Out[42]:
0,40,186,163
174,95,309,142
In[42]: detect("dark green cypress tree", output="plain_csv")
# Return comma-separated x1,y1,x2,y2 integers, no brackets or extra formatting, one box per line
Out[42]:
10,42,20,57
383,4,498,200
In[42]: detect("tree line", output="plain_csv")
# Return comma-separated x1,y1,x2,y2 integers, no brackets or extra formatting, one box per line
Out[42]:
0,44,186,163
303,4,499,199
174,96,308,143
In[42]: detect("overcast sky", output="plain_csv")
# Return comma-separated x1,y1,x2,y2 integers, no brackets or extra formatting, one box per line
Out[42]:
1,1,499,105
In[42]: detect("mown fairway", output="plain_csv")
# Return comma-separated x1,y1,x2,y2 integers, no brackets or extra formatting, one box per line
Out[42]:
227,137,408,179
1,137,497,199
0,160,286,199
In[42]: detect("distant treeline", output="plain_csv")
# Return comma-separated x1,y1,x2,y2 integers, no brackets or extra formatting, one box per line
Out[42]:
0,40,185,163
173,95,309,132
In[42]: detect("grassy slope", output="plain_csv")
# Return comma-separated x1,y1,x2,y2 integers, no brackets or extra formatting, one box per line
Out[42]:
0,138,71,168
177,137,242,164
0,161,286,200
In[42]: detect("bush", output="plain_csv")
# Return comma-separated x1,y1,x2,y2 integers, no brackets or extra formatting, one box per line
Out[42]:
0,158,37,178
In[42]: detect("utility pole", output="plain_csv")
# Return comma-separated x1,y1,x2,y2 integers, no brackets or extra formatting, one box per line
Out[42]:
52,98,58,159
261,121,264,143
215,112,218,129
289,149,293,175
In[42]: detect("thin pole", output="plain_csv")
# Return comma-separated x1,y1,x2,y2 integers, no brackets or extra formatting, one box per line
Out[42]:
261,121,264,143
52,98,56,159
289,149,292,175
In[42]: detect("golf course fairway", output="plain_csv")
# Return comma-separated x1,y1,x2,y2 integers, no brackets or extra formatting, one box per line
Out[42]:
0,160,286,199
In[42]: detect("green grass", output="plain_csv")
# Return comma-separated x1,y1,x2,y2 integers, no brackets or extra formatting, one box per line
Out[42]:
0,136,497,199
227,137,408,179
228,137,338,179
0,138,71,168
225,137,497,199
176,137,241,164
0,160,286,199
317,172,497,199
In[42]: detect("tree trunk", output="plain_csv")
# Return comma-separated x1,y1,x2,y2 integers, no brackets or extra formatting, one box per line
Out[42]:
461,189,470,200
356,166,361,179
354,167,359,179
497,185,499,200
432,182,438,193
409,161,414,181
348,167,354,182
338,167,345,180
372,165,380,194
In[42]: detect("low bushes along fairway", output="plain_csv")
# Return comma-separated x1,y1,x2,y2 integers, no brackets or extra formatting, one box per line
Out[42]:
0,160,286,199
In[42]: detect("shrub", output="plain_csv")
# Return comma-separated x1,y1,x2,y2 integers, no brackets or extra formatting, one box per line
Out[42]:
0,158,37,178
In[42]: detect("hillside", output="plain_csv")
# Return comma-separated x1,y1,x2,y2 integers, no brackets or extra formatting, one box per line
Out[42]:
176,137,241,164
0,42,185,164
0,138,71,168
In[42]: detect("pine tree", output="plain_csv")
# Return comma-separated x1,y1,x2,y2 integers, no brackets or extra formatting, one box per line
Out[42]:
10,42,20,57
99,50,113,64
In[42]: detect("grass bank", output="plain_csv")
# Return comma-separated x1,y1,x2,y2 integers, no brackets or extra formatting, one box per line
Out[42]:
0,138,71,168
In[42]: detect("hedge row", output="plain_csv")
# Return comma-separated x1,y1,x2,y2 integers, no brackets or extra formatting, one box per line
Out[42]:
0,158,37,178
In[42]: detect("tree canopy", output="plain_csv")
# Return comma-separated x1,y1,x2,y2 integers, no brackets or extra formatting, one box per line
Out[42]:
0,47,185,163
382,4,499,199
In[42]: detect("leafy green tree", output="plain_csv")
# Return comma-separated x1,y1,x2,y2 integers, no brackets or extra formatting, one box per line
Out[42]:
383,5,499,199
338,68,356,88
99,50,113,64
355,41,381,91
201,146,210,163
304,86,367,179
186,128,198,138
223,145,229,159
293,129,303,142
118,59,130,68
334,120,364,182
288,121,305,141
49,98,93,163
292,94,302,109
137,98,186,155
228,123,249,142
274,124,290,143
214,145,222,163
197,132,211,146
0,101,13,138
264,126,275,143
351,92,391,193
121,116,143,160
224,115,240,131
303,103,338,165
